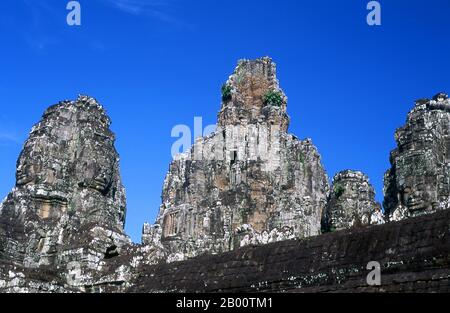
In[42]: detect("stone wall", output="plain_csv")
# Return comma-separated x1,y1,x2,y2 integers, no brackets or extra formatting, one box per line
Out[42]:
129,208,450,293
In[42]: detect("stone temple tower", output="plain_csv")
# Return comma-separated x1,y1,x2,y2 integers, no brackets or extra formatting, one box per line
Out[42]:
143,57,330,262
0,96,130,289
322,170,383,233
384,93,450,221
217,57,290,132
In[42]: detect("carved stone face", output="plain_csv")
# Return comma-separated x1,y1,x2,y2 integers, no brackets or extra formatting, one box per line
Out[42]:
15,109,116,197
77,148,114,194
16,158,40,186
401,183,434,213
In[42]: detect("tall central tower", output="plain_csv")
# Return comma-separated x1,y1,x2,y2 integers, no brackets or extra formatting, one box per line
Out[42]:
143,58,329,262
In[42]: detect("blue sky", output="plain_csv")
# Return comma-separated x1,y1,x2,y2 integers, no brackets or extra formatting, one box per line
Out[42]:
1,0,449,242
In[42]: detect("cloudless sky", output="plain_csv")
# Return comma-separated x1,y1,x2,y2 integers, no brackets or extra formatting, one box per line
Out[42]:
1,0,450,242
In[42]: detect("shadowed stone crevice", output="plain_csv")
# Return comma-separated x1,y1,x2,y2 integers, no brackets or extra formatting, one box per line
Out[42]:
104,245,119,259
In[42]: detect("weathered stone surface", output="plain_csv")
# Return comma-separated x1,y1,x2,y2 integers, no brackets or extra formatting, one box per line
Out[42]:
322,170,383,232
0,96,132,291
383,93,450,221
143,57,330,261
0,58,449,293
217,57,290,132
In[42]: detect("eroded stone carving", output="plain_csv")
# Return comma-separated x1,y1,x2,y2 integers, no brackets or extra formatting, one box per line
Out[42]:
322,170,383,232
383,93,450,221
0,96,132,291
143,57,330,261
1,59,448,293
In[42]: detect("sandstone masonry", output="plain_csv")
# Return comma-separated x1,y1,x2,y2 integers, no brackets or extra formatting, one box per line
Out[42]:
0,58,448,293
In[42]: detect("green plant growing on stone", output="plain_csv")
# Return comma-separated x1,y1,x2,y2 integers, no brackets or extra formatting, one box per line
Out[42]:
298,152,305,164
221,83,233,102
263,90,283,107
235,72,245,85
334,184,345,199
67,202,76,217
